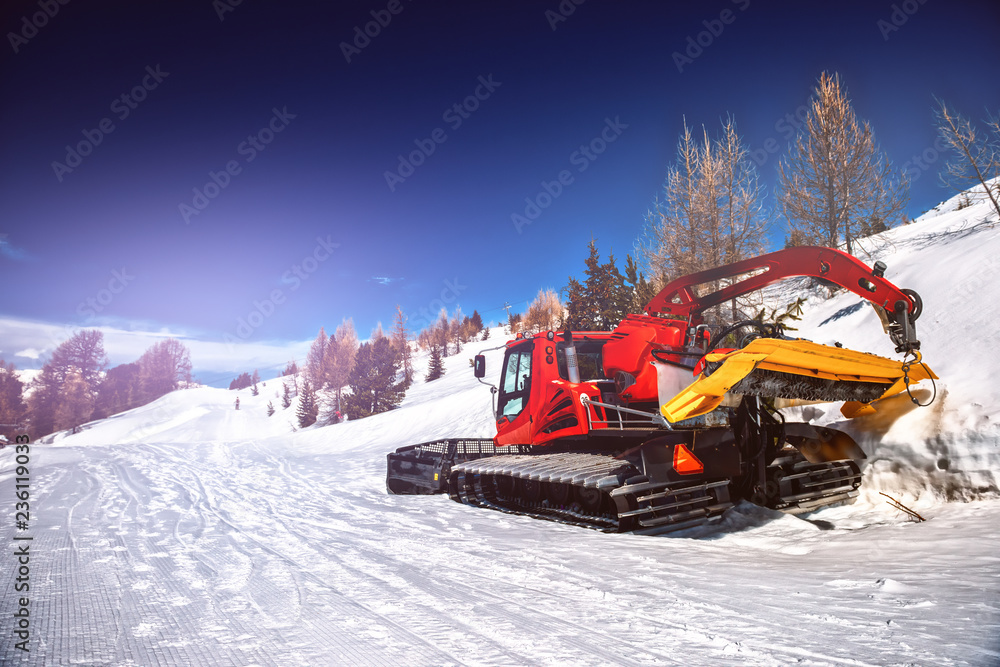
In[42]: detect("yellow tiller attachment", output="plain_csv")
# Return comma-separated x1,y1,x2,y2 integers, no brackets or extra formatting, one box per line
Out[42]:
661,338,937,423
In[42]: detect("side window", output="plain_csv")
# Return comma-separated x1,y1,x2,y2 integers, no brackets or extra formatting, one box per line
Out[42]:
555,341,607,382
498,345,532,418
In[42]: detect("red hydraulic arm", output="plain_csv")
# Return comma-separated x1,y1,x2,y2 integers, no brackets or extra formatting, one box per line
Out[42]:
642,246,922,353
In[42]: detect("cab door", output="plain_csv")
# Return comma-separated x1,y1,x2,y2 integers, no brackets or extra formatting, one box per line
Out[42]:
495,341,534,445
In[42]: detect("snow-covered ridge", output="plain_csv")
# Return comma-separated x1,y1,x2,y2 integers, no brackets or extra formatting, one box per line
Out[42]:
3,190,999,666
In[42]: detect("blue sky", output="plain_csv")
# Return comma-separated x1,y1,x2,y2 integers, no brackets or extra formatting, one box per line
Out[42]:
2,0,998,386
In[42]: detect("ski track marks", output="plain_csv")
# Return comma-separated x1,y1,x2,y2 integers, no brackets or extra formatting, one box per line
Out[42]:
2,439,998,666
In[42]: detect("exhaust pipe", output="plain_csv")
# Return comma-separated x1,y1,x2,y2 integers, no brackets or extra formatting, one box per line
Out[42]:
563,330,581,383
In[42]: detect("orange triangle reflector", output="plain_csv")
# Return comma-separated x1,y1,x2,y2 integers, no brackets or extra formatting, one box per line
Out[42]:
673,444,704,475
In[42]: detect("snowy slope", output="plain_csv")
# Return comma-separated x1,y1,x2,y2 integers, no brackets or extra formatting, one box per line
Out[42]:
762,180,1000,505
2,187,1000,665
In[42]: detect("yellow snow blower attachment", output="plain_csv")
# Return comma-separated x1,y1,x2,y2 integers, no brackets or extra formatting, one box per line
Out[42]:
661,338,937,423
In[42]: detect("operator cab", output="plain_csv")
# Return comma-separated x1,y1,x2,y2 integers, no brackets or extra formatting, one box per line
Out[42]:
497,341,533,419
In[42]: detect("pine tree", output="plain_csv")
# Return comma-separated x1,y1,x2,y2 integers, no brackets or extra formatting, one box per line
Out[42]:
296,379,318,427
281,381,292,408
229,372,252,390
470,310,483,334
266,401,275,417
563,240,628,331
343,338,405,418
426,345,445,382
624,254,656,314
251,383,259,396
282,360,299,376
482,326,490,341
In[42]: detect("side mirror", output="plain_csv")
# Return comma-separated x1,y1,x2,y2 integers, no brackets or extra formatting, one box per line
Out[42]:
473,354,486,378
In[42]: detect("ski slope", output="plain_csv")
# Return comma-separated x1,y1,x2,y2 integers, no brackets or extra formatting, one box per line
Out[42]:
2,187,1000,665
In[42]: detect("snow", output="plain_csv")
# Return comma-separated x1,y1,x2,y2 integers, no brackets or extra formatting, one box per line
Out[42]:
2,187,1000,665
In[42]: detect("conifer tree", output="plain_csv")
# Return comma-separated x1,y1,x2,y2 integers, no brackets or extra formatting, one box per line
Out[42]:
266,401,275,417
296,379,318,427
426,345,445,382
470,310,484,335
482,326,490,341
281,381,292,408
563,240,629,330
229,372,252,390
624,254,656,314
343,338,405,418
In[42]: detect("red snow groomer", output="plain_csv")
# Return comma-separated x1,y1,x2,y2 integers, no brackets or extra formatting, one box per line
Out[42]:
387,247,936,534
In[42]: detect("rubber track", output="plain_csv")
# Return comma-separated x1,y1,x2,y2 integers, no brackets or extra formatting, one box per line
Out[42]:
449,453,735,535
450,453,635,531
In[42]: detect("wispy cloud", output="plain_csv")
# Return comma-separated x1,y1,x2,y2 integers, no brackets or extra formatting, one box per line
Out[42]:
0,234,30,261
370,276,403,286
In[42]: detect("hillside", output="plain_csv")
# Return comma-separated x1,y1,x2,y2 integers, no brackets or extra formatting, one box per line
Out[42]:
2,185,999,665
